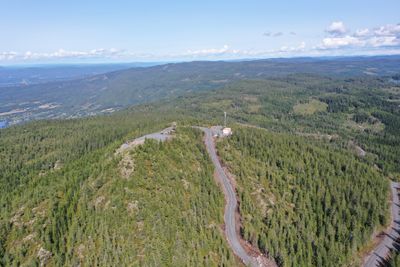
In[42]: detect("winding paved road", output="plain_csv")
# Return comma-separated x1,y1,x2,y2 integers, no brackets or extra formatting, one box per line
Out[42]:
196,127,265,267
119,126,399,266
363,181,400,267
120,125,267,265
116,126,174,154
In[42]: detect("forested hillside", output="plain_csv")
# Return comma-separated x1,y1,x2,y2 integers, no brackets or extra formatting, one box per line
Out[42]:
168,74,400,179
0,115,237,265
2,56,400,124
0,63,155,87
0,109,174,264
1,70,400,266
217,127,389,267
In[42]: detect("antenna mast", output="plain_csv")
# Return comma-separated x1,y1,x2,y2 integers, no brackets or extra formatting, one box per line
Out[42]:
224,111,227,127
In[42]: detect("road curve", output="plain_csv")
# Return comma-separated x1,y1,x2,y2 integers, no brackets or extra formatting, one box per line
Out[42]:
116,126,174,154
363,181,400,267
119,125,270,266
196,127,261,267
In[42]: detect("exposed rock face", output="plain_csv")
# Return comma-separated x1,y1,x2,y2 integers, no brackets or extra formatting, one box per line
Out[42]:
9,206,25,228
119,153,135,179
93,196,106,209
348,140,367,157
23,233,36,243
181,179,190,190
76,244,85,260
37,247,52,266
53,160,63,170
127,200,139,214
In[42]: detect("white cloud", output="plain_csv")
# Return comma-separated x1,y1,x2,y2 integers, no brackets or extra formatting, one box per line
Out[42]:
180,42,307,59
263,31,284,37
184,45,232,56
354,28,370,37
1,22,400,63
326,21,347,36
368,36,399,47
1,48,126,62
320,36,363,49
318,22,400,50
279,42,306,53
0,51,17,60
373,23,400,37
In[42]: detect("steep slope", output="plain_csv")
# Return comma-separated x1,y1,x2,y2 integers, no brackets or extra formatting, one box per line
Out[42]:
197,126,276,267
217,126,389,266
0,118,238,266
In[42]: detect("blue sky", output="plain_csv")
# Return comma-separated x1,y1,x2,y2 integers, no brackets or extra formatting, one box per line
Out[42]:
1,0,399,64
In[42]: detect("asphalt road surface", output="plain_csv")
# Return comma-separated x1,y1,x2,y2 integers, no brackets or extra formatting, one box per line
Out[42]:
196,127,260,267
363,181,400,267
117,126,174,153
120,125,398,266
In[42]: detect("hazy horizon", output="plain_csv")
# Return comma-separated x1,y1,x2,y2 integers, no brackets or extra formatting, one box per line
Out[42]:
1,53,400,68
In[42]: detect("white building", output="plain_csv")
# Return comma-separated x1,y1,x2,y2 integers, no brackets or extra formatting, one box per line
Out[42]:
222,127,232,136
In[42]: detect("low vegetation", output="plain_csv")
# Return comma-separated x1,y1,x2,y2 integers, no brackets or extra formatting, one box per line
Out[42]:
293,99,328,115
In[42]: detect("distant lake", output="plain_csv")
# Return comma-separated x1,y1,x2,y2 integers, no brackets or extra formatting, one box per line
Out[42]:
0,120,8,129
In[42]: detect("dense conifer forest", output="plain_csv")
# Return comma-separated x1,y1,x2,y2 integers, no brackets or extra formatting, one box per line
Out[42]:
218,127,389,267
1,73,400,266
0,120,237,265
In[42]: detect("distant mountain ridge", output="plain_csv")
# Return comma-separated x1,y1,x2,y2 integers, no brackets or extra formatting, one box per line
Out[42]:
1,55,399,125
0,62,162,87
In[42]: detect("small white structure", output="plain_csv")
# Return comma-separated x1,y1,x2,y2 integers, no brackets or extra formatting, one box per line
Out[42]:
222,127,232,136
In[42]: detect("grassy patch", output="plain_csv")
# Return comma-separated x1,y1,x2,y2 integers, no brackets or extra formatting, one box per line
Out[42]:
344,114,385,133
293,99,328,115
202,99,233,111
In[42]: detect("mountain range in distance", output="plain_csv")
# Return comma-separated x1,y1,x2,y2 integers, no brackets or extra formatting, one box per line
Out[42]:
1,54,400,266
0,55,399,126
0,62,164,87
